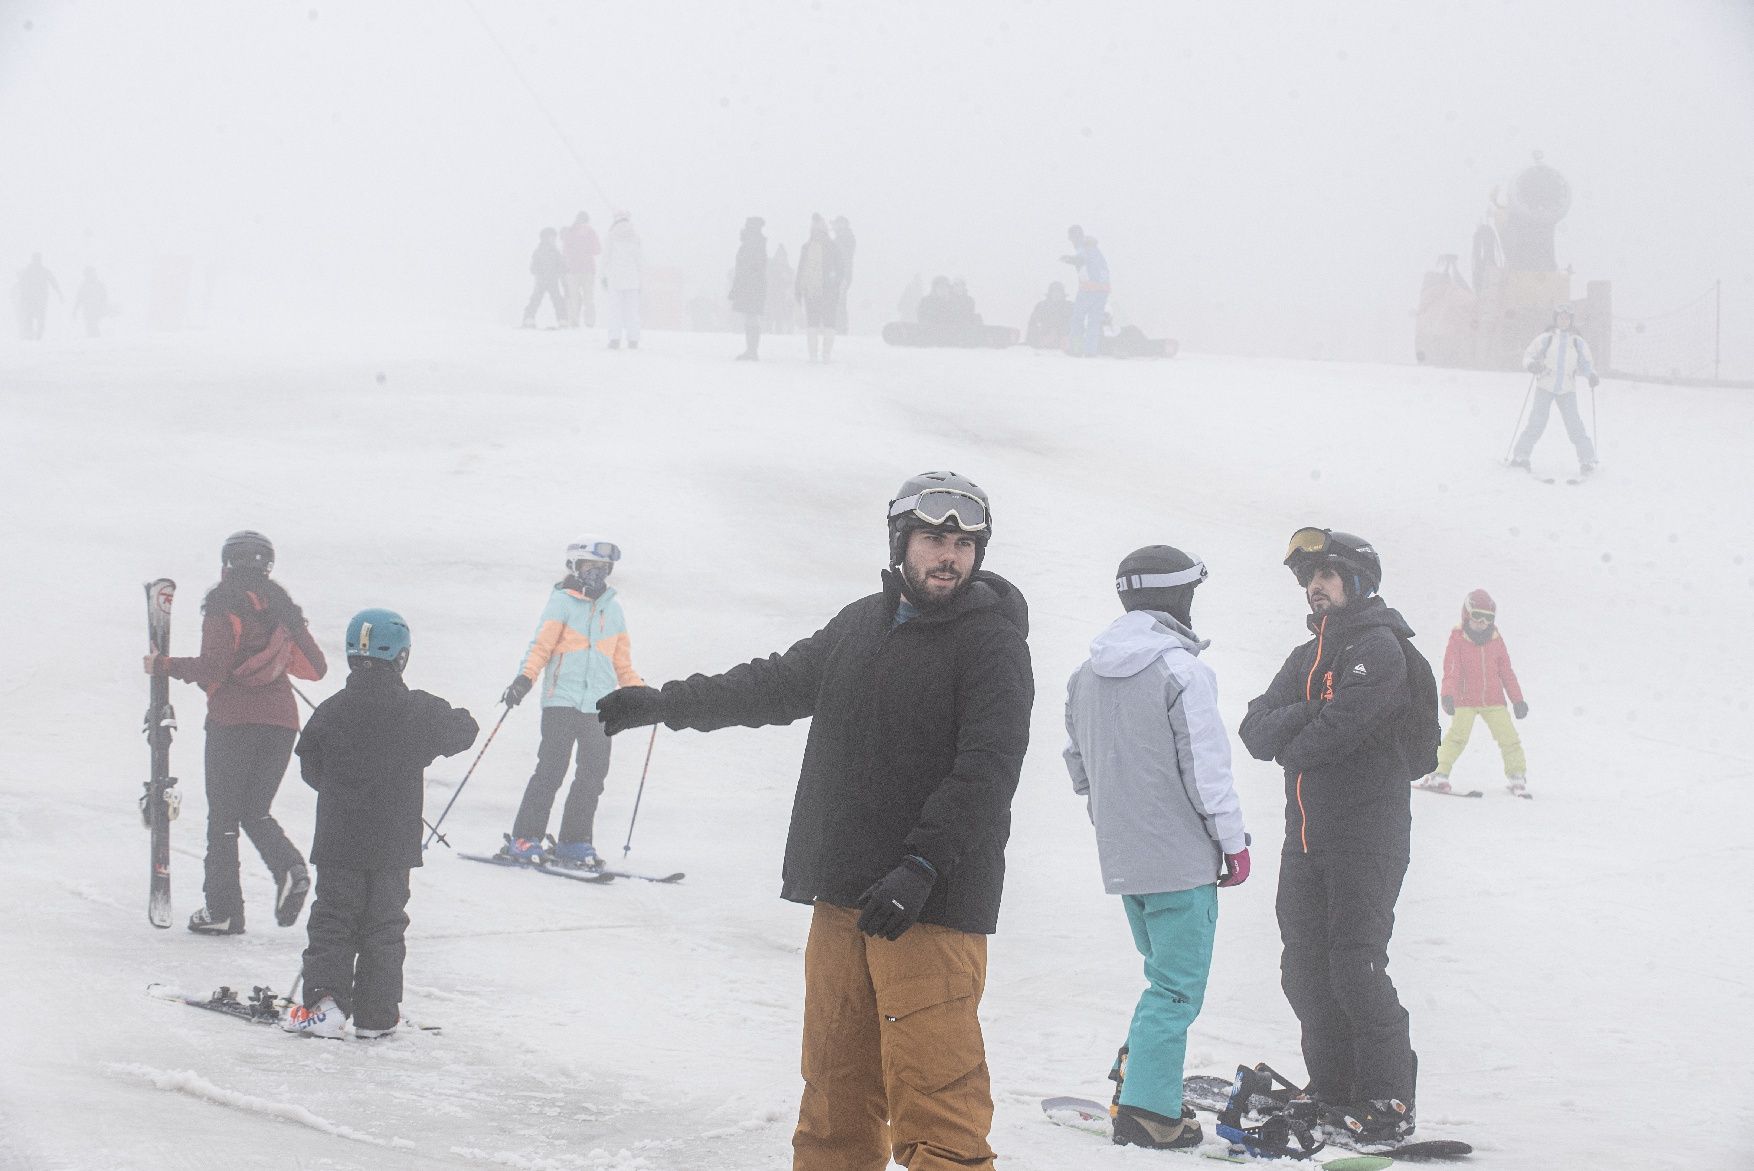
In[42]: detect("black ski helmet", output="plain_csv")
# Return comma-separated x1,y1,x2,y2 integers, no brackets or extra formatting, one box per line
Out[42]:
1283,527,1381,599
886,471,991,569
1115,545,1207,624
221,530,275,574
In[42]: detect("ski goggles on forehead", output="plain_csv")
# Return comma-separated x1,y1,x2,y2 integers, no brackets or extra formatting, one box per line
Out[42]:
1284,527,1337,563
1468,608,1496,621
567,541,621,564
888,489,989,533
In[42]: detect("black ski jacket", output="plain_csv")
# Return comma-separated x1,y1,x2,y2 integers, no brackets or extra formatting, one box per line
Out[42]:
1239,596,1425,858
657,569,1033,934
297,665,479,870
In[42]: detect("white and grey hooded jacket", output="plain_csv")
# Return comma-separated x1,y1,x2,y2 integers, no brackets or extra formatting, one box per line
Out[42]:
1064,610,1248,895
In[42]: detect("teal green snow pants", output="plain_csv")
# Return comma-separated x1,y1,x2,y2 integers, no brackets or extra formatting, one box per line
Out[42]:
1118,885,1219,1116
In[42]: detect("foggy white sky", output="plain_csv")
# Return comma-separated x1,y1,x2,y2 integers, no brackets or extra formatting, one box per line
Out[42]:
3,0,1751,370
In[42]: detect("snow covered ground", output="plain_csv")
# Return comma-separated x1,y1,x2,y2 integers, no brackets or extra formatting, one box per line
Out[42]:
2,326,1750,1170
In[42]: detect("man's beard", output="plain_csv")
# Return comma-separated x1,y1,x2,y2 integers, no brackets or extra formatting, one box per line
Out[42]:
901,560,970,609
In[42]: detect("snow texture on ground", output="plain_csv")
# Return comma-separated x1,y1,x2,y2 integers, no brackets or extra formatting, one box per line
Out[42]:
2,326,1750,1169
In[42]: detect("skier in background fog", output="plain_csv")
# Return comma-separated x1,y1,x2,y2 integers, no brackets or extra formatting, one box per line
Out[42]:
766,244,796,334
1509,303,1598,476
730,216,769,360
1062,226,1111,357
601,211,644,350
561,211,601,328
795,214,845,364
14,253,61,340
71,267,112,337
522,228,566,329
832,215,857,334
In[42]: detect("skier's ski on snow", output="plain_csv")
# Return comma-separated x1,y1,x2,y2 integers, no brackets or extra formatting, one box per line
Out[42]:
457,852,616,883
1039,1097,1393,1168
598,867,685,884
142,579,179,929
1412,781,1484,799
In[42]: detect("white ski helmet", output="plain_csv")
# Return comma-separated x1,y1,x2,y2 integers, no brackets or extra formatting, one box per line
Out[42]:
565,535,622,571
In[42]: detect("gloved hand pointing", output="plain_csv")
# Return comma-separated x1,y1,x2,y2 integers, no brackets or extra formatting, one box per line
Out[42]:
856,856,937,940
597,685,667,736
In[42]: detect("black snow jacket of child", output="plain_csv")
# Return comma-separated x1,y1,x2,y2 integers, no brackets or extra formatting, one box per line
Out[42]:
297,664,479,870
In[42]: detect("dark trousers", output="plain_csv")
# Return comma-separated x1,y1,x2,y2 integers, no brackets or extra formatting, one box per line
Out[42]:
525,276,564,324
203,723,302,918
302,865,412,1028
1276,850,1416,1105
512,708,612,845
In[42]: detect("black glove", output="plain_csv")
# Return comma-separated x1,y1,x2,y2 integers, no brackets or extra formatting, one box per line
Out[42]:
597,685,666,736
1442,696,1456,716
1513,700,1529,719
856,855,937,941
1587,374,1600,389
501,675,532,707
270,599,305,631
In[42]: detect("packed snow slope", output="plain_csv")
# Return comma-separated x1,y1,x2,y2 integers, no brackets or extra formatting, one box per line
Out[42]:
3,327,1750,1171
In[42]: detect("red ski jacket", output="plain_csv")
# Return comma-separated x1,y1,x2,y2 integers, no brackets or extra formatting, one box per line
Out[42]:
1440,625,1523,708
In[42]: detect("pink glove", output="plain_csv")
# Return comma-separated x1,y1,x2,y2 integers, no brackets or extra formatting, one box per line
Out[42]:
1218,847,1251,888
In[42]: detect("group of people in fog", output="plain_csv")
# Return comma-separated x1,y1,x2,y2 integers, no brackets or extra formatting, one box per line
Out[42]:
13,254,113,339
139,467,1540,1165
728,212,856,362
522,210,644,347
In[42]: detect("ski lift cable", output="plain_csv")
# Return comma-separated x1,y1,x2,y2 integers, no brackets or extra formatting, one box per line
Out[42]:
460,0,618,211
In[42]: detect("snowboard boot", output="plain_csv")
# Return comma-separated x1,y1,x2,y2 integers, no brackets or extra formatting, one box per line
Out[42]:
544,837,604,871
1112,1104,1201,1150
275,862,310,927
1106,1044,1128,1114
282,994,348,1040
498,834,546,864
187,906,244,935
1320,1099,1415,1152
353,1018,399,1039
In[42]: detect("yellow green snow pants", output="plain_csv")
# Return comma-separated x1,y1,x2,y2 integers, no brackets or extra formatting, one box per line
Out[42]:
1436,704,1525,776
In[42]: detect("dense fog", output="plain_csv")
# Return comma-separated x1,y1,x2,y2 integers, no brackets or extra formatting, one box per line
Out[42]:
3,0,1751,371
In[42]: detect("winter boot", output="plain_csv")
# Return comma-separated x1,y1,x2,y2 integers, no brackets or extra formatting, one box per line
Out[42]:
1112,1104,1202,1150
275,862,310,927
187,906,244,935
281,994,348,1040
1320,1099,1415,1152
498,834,546,864
545,838,604,871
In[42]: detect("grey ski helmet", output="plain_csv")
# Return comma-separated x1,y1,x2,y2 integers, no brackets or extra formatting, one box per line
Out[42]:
1283,527,1381,599
886,471,991,568
1116,545,1207,623
221,529,274,573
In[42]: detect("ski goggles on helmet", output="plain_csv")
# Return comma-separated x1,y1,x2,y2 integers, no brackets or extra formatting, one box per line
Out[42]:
566,539,621,565
1116,563,1208,592
888,489,989,533
1284,527,1354,586
1467,608,1495,622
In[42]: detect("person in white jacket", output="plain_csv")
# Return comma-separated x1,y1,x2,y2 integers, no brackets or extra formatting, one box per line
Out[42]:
600,211,643,349
1510,303,1599,473
1064,544,1250,1151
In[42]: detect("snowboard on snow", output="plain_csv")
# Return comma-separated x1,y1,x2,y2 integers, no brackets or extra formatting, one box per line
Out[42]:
1183,1070,1474,1162
1039,1097,1392,1168
147,983,441,1033
142,579,179,929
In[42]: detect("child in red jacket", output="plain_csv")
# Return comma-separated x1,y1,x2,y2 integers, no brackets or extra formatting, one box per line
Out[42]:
1428,589,1529,796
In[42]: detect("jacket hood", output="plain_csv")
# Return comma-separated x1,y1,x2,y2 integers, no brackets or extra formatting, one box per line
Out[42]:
1088,609,1206,679
880,568,1029,638
1305,594,1415,640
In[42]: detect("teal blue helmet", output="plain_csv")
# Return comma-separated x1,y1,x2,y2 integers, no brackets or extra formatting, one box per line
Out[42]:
345,608,411,671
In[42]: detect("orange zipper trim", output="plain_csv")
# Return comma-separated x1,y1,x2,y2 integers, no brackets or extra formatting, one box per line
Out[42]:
1297,617,1327,853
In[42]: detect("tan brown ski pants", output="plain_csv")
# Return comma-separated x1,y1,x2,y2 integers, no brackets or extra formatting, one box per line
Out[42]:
792,902,994,1171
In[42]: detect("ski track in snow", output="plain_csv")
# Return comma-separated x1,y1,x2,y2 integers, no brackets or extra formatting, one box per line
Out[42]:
111,1062,416,1149
4,328,1752,1170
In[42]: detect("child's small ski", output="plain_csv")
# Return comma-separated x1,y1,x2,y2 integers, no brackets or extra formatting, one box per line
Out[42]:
598,868,685,884
1412,781,1484,798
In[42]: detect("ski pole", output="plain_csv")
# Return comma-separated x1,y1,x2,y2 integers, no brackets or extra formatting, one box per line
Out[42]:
1503,373,1535,464
291,683,317,710
424,704,510,850
621,726,660,858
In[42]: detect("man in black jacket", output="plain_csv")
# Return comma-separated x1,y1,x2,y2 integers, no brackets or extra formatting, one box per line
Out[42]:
285,609,478,1039
1238,528,1436,1152
597,471,1032,1171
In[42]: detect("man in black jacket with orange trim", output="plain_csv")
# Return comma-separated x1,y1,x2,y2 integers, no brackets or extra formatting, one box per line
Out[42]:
1238,527,1437,1152
597,471,1032,1171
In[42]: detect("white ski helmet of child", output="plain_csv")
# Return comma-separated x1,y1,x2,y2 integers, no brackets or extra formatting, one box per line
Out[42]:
565,535,622,571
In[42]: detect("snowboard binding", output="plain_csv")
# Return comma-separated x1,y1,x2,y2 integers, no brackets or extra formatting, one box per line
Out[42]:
1215,1064,1325,1160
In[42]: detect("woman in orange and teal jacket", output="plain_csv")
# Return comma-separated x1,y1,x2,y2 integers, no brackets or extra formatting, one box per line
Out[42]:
1432,589,1528,795
497,537,642,868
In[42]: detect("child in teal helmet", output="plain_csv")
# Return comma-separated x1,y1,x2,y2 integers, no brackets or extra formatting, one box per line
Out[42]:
286,609,478,1039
